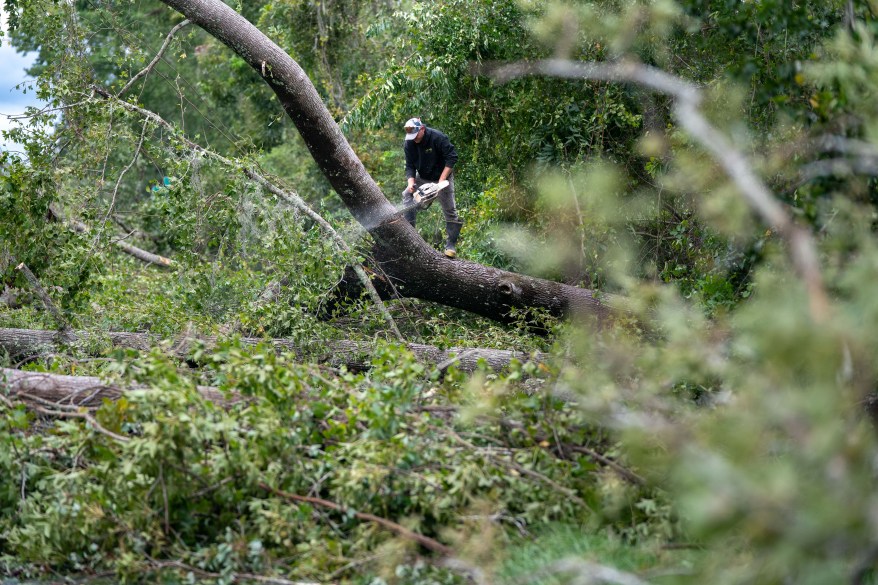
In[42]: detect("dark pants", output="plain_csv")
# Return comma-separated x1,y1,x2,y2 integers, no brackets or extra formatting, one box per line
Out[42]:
401,175,459,226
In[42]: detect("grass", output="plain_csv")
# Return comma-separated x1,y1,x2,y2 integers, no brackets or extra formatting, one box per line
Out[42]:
496,523,698,585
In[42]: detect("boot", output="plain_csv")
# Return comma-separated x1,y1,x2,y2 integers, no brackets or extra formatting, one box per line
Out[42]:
444,220,462,258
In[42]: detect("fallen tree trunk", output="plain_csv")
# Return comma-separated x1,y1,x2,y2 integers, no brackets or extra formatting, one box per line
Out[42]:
0,367,233,407
0,327,545,373
155,0,615,326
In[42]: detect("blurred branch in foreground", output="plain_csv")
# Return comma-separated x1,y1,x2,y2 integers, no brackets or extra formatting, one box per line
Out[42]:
479,58,830,323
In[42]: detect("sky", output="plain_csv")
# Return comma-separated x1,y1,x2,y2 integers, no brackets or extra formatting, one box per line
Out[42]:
0,7,46,155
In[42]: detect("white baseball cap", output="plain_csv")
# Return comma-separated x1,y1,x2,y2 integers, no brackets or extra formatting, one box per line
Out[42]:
403,118,423,140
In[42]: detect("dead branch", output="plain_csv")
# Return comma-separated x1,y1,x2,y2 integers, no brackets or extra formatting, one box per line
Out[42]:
113,238,175,267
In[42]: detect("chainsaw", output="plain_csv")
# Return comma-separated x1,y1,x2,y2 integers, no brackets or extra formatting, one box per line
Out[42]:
411,180,449,210
382,180,450,226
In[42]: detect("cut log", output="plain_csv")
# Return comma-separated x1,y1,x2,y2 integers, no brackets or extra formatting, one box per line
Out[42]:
0,367,233,407
0,327,545,373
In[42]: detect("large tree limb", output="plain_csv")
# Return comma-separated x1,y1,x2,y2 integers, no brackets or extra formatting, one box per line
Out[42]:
0,327,544,373
154,0,613,325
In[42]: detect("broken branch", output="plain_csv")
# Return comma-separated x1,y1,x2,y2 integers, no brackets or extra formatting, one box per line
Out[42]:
259,482,454,556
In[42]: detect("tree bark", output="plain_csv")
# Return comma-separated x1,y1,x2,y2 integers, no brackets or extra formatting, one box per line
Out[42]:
0,327,545,373
155,0,613,325
0,367,234,407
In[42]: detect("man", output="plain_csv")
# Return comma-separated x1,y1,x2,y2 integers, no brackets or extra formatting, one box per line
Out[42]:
402,117,463,258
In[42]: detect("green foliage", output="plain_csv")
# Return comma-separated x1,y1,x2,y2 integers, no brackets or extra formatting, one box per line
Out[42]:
6,0,878,583
0,343,623,582
672,0,845,125
0,154,99,315
346,0,644,199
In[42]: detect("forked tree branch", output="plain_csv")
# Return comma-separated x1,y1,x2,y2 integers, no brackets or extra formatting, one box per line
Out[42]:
118,19,192,97
483,59,830,322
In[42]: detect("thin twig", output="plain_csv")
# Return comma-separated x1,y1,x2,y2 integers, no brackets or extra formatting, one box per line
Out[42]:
259,482,453,556
96,116,151,245
118,19,192,97
2,99,91,120
191,475,236,498
27,402,130,443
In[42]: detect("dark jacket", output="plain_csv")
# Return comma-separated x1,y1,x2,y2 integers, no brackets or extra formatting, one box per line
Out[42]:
404,127,458,182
